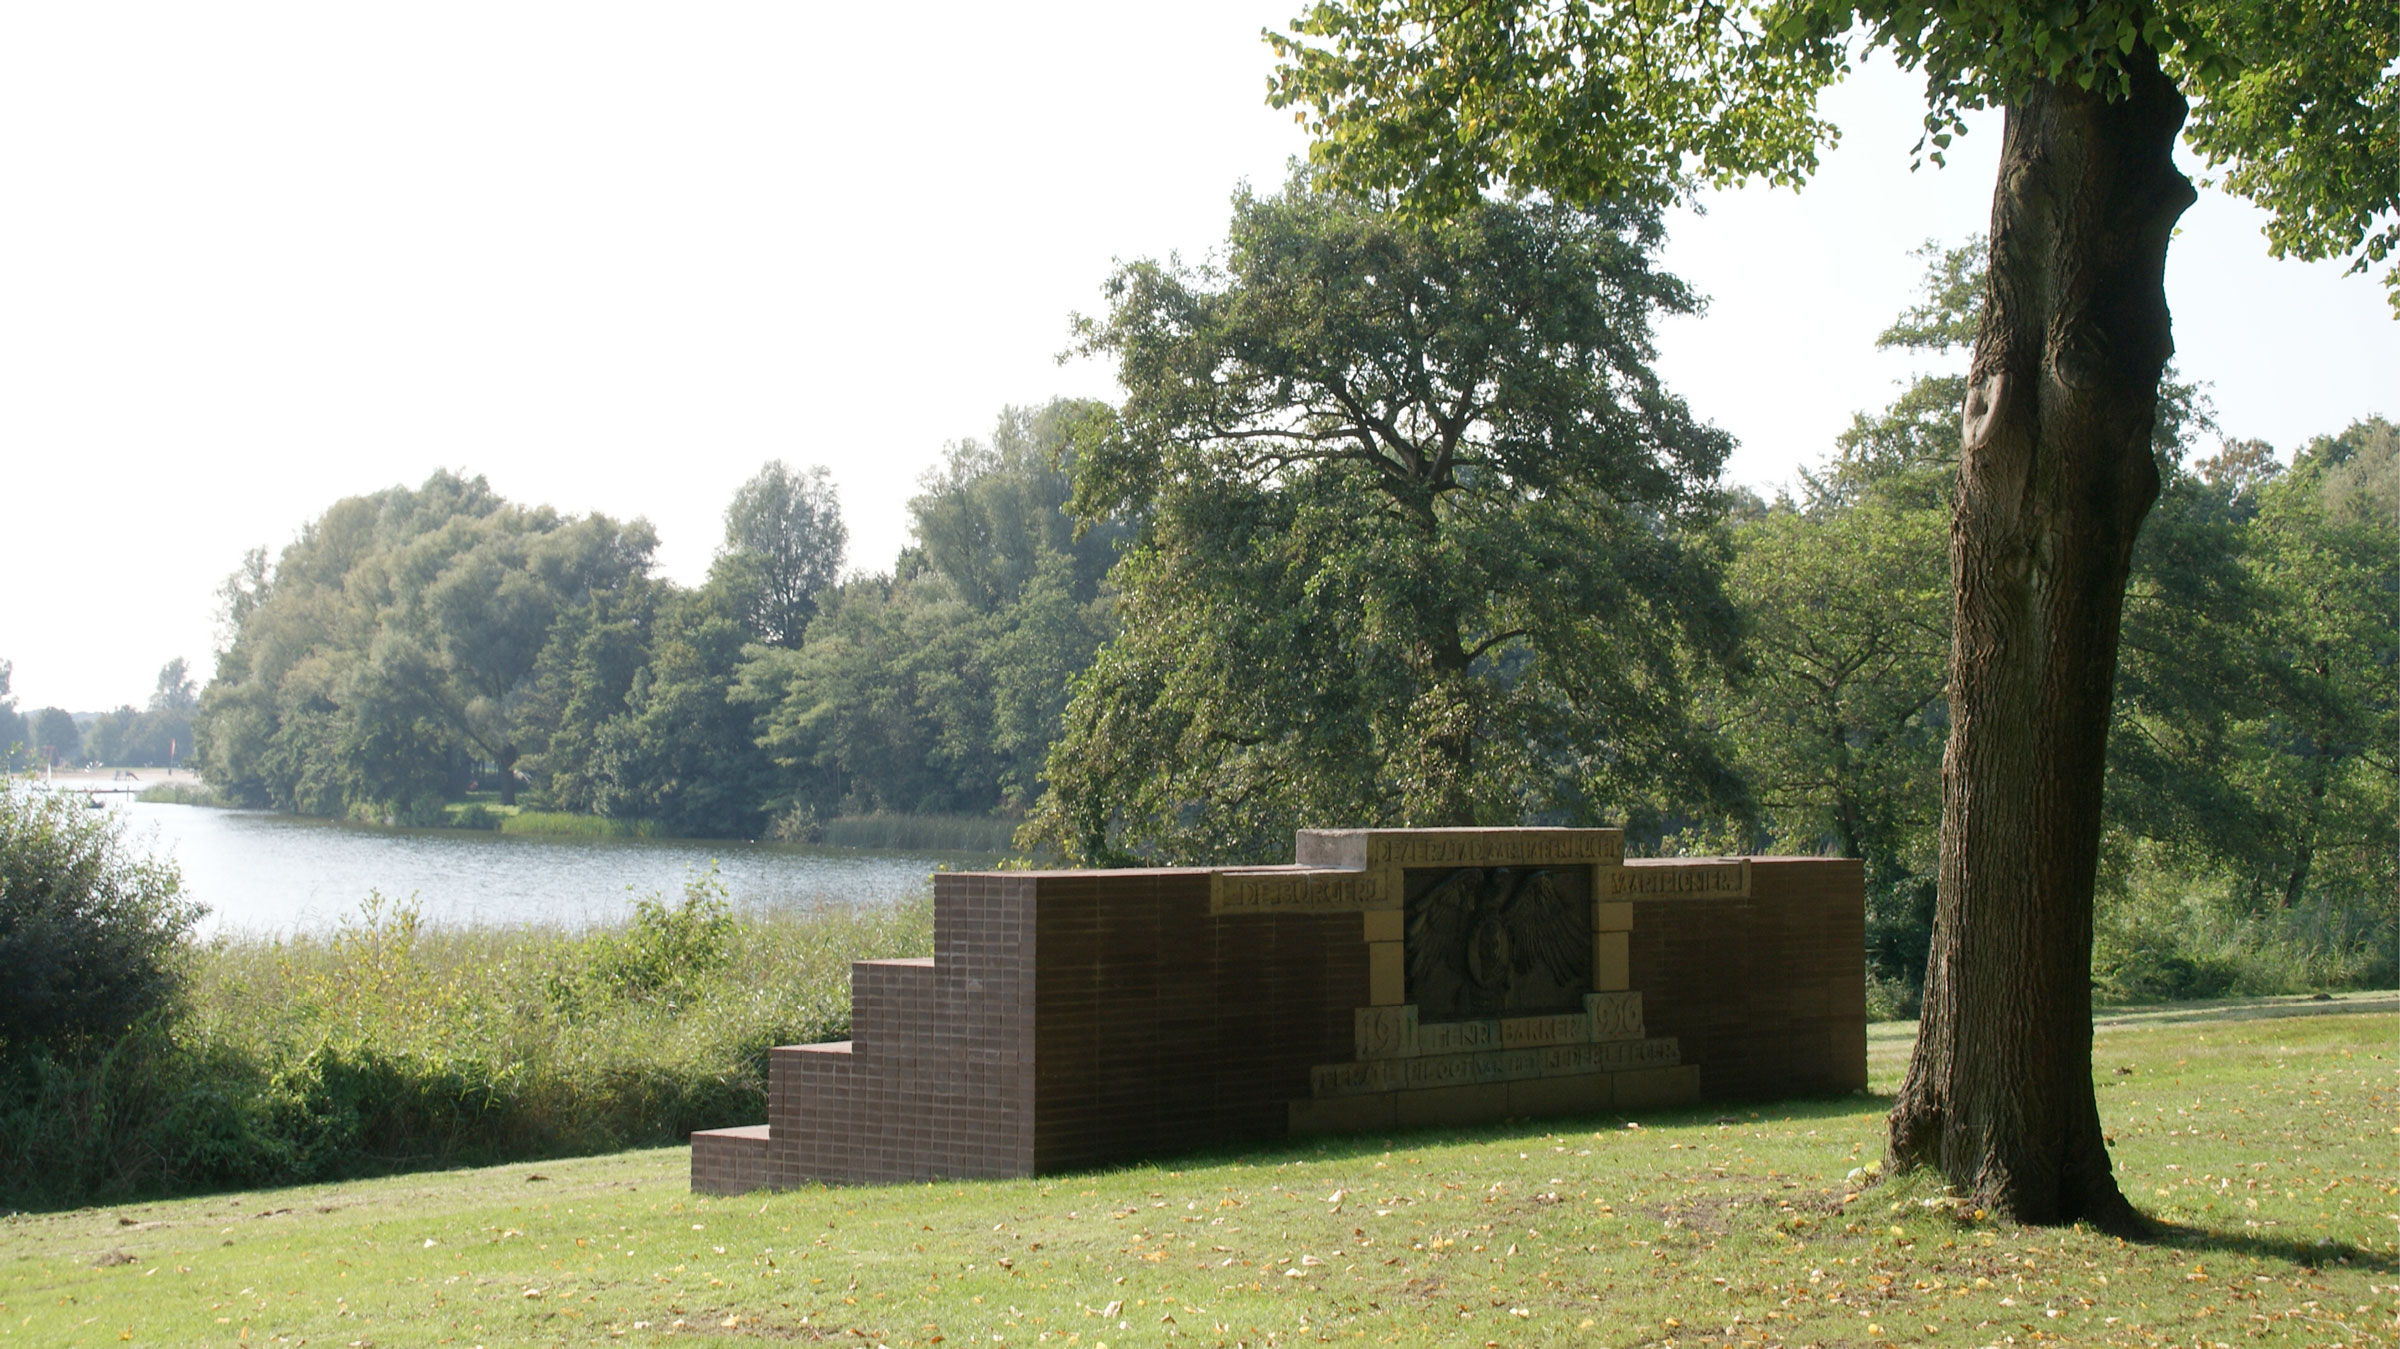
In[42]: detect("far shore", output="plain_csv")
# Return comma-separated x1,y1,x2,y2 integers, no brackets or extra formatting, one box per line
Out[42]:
23,764,199,788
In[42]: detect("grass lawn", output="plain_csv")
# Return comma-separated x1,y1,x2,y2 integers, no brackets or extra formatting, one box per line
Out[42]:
4,996,2391,1348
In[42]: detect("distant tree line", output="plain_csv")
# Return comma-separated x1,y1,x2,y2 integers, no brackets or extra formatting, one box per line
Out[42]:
195,402,1122,839
191,184,2395,1001
0,659,196,772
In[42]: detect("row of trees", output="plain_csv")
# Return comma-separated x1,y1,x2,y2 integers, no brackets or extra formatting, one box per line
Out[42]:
0,661,194,771
195,406,1124,838
1720,241,2394,1001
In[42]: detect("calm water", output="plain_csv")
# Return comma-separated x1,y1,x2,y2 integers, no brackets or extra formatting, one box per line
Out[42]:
110,801,976,935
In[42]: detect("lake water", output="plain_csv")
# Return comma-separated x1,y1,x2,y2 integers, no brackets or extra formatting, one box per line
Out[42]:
110,801,980,935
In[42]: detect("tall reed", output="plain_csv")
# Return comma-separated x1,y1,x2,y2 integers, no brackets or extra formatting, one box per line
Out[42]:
0,873,930,1208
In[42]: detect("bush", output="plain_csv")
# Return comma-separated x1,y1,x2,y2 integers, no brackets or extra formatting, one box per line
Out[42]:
0,788,203,1058
551,867,738,1012
2092,846,2397,1003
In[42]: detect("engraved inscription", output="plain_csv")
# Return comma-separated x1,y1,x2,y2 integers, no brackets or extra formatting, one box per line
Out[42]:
1501,1013,1589,1049
1211,868,1392,914
1355,1005,1417,1060
1406,866,1593,1021
1366,829,1623,868
1585,990,1645,1042
1413,1018,1502,1056
1601,859,1749,900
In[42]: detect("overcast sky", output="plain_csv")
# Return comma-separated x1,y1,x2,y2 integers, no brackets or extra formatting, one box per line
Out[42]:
3,3,2391,712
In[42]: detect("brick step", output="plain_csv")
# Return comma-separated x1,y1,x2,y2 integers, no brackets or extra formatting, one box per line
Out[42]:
848,957,938,1059
689,1123,770,1194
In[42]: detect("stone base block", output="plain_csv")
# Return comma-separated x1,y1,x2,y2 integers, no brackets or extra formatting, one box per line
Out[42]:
1395,1082,1513,1128
1613,1064,1701,1111
690,1124,771,1195
1506,1072,1613,1117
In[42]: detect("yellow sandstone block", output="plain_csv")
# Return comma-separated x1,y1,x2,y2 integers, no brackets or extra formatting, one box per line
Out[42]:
1594,901,1633,932
1361,908,1404,944
1593,931,1630,991
1368,941,1406,1005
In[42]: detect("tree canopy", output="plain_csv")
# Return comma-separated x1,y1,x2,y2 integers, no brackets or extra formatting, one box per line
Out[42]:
715,462,848,649
199,472,657,821
1024,179,1741,863
1269,0,2398,308
743,401,1125,828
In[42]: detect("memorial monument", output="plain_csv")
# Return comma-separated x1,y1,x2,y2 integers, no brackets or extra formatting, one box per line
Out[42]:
691,828,1864,1194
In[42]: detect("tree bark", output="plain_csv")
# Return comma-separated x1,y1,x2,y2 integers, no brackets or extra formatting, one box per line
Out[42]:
1886,43,2195,1232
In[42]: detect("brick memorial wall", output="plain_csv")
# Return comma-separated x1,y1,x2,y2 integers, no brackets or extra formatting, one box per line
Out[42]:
691,828,1864,1192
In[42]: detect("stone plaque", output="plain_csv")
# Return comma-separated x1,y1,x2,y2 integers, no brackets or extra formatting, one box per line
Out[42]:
1600,858,1750,900
1296,827,1624,870
1210,867,1394,914
1403,865,1593,1022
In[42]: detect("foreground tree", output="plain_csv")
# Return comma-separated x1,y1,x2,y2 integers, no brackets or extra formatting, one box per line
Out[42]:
1026,179,1738,863
1270,0,2395,1227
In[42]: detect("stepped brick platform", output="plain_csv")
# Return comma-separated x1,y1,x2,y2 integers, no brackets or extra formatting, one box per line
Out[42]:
691,829,1864,1192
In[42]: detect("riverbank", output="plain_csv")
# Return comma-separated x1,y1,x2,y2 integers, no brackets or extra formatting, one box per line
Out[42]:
6,1003,2388,1345
0,879,933,1209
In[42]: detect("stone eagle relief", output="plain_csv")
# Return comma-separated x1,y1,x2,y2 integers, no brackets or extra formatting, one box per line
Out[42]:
1404,865,1593,1021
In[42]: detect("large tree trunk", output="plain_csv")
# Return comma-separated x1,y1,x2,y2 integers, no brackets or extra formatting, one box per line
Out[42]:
1886,43,2195,1232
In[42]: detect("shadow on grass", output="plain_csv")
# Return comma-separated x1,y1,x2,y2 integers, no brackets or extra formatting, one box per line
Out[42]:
1102,1090,1892,1177
2139,1219,2396,1274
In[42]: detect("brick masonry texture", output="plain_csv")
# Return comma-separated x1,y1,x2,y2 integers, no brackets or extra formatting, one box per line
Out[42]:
690,853,1863,1193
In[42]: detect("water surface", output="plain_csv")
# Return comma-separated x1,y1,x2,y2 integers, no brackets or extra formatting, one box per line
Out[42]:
115,801,974,935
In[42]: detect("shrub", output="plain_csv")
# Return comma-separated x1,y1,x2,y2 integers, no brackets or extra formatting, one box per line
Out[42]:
552,868,738,1013
0,788,203,1058
447,803,502,830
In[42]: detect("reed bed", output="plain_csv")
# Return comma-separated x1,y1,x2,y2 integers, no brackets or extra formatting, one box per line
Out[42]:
0,874,929,1208
497,810,666,839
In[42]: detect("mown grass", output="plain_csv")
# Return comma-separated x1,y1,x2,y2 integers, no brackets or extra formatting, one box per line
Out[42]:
4,1003,2389,1347
0,879,932,1208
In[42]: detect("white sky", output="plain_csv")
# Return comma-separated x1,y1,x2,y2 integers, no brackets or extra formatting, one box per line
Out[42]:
3,3,2392,712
